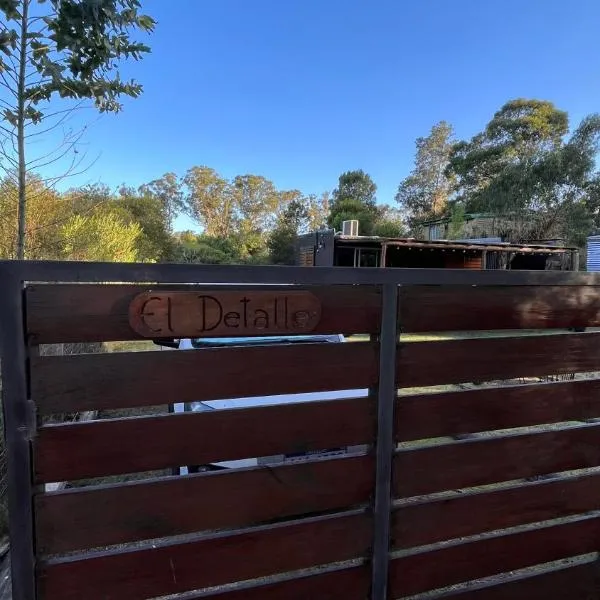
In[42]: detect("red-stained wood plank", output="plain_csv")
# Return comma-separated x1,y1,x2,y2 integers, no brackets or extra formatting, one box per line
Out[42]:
393,472,600,549
394,423,600,498
34,397,374,482
432,559,600,599
36,454,374,554
37,511,371,600
182,565,370,600
397,333,600,388
31,340,378,414
26,284,382,343
400,285,600,332
389,514,600,598
395,378,600,442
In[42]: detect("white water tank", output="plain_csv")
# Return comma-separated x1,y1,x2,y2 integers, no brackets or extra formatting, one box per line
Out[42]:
587,235,600,271
342,220,359,236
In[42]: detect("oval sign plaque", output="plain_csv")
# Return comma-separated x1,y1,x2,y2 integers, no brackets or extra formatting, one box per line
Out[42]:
128,290,322,338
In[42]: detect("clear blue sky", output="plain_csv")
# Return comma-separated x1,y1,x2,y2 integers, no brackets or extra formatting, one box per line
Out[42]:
47,0,600,231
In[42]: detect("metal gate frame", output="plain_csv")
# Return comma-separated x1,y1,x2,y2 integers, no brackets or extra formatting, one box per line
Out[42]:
1,259,598,600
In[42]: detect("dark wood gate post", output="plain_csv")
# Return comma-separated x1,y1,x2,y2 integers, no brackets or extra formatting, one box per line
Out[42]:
0,265,36,600
371,283,399,599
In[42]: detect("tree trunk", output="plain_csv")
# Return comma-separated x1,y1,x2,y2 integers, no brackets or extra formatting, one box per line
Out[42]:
16,0,29,260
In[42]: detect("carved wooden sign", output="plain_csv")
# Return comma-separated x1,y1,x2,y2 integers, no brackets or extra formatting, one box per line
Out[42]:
129,290,322,338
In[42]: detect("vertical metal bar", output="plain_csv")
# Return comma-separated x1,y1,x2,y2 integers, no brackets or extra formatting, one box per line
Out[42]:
0,271,36,600
371,283,399,600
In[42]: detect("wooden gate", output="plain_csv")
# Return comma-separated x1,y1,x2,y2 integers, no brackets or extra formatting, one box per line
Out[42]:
3,260,600,599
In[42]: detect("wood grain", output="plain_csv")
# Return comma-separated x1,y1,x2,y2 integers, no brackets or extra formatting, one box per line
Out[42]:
432,559,600,599
36,454,374,554
34,397,374,482
180,566,370,600
26,284,382,343
31,340,378,414
37,511,371,600
400,285,600,332
128,290,322,338
180,565,370,600
396,378,600,442
389,514,600,597
393,471,600,549
398,333,600,388
394,423,600,498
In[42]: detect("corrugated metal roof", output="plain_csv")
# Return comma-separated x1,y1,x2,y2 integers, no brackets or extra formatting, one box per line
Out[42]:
587,236,600,272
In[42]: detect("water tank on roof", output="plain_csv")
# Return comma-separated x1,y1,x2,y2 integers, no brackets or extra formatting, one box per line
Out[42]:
342,220,359,236
586,235,600,272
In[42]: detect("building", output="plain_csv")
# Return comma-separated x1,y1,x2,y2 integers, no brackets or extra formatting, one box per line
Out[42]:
296,224,579,271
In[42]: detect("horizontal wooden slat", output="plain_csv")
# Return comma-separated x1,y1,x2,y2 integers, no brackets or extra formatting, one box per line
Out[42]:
389,514,600,598
31,341,378,414
26,284,382,343
433,559,600,599
398,333,600,388
396,378,600,442
35,397,374,483
37,511,371,600
393,472,600,549
394,423,600,498
401,285,600,332
182,565,370,600
36,454,374,554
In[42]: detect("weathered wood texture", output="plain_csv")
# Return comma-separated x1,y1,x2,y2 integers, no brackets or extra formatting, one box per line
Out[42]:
389,514,600,598
27,283,600,342
397,333,600,388
37,511,371,600
36,454,374,554
128,290,323,338
400,285,600,331
396,378,600,441
393,472,600,549
432,559,600,599
26,284,382,343
182,566,370,600
394,424,600,498
31,341,377,414
34,397,374,482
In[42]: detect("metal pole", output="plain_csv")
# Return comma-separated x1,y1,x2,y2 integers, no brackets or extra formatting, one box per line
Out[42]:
0,270,36,600
370,283,399,599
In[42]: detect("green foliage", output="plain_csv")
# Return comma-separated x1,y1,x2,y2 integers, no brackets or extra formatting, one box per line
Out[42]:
448,98,600,244
267,198,310,264
328,170,380,234
395,121,455,229
0,0,155,258
171,232,241,264
372,205,407,238
114,186,174,261
447,203,466,239
0,0,156,117
60,211,141,262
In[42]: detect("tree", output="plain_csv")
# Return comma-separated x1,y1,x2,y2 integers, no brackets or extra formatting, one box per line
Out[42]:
182,166,234,237
328,170,379,234
0,0,155,259
0,173,67,258
171,231,242,265
448,99,600,244
395,121,455,228
115,186,174,261
267,198,310,264
372,204,407,238
60,211,141,262
139,172,183,233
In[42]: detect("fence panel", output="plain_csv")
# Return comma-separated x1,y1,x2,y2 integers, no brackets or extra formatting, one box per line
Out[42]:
4,261,600,599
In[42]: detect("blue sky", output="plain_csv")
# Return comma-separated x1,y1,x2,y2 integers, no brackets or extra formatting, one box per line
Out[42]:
41,0,600,231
